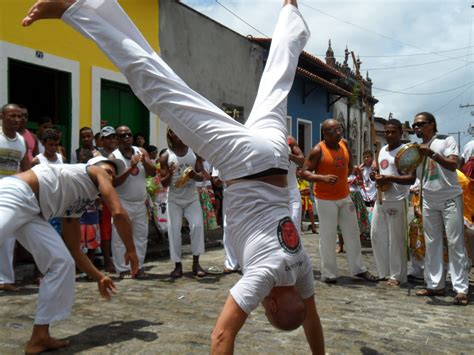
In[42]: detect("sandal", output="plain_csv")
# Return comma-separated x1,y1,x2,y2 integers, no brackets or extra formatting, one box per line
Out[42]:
170,268,183,279
119,271,132,279
136,268,149,279
453,293,469,306
386,279,400,287
192,266,206,278
416,288,444,297
355,271,378,283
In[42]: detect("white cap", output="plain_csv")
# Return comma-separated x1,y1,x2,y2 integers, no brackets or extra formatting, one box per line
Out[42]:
87,156,126,176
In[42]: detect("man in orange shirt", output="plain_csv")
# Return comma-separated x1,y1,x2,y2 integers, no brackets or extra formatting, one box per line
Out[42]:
302,119,377,283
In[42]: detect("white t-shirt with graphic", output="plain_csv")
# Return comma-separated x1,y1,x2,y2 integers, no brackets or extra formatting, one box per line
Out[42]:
462,140,474,161
416,136,462,203
0,132,26,178
226,181,314,314
33,163,98,220
378,144,410,201
167,148,199,204
360,165,376,202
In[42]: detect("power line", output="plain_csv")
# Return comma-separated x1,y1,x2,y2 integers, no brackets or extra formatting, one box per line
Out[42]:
377,62,473,98
432,83,474,113
373,81,474,95
215,0,268,37
322,45,474,58
299,1,472,65
366,53,473,71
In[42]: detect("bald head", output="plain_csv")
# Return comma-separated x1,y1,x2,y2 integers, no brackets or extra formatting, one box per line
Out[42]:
321,118,338,130
262,287,307,331
1,103,20,115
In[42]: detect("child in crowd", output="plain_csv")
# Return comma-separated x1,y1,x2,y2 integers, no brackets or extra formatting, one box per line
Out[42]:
196,160,218,230
78,149,101,267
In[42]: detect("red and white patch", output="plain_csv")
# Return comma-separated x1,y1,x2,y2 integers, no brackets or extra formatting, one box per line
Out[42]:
277,217,301,255
380,159,389,170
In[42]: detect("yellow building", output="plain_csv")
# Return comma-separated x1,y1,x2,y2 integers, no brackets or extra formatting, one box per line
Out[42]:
0,0,163,159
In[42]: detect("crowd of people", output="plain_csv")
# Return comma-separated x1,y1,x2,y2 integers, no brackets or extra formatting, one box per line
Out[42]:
0,0,472,353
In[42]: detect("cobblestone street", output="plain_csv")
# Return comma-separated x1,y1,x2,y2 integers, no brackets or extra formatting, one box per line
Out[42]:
1,230,473,354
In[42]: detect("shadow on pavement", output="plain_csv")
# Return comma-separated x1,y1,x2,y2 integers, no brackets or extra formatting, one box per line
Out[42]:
360,346,381,354
55,320,161,353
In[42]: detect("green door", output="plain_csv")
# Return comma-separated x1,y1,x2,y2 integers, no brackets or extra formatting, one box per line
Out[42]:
100,79,149,141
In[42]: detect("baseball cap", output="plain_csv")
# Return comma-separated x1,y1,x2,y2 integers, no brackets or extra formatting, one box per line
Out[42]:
100,126,116,138
87,156,126,176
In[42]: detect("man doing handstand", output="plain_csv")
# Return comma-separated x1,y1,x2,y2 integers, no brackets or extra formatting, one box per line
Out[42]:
23,0,324,353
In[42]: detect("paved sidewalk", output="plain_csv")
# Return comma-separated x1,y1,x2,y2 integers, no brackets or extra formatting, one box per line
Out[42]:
1,230,473,354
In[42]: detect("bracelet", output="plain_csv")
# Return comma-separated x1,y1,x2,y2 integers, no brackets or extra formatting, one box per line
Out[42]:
430,152,438,160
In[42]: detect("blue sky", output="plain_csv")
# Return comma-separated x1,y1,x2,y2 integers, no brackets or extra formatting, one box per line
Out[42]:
181,0,474,150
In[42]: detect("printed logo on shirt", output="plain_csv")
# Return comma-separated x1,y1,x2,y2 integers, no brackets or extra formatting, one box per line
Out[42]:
65,198,96,217
427,159,440,181
277,217,301,255
387,208,398,216
380,159,389,170
334,156,345,169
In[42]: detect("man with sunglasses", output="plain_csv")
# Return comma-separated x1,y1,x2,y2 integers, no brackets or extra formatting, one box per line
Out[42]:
110,126,156,279
22,0,325,353
301,118,377,284
97,126,119,272
412,112,469,305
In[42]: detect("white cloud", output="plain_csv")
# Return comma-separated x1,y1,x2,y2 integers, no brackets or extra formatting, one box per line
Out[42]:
181,0,474,148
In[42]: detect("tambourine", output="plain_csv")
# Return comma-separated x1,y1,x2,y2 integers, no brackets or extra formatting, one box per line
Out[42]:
395,143,424,174
175,167,193,188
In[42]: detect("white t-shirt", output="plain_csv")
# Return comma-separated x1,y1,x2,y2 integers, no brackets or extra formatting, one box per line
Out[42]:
226,181,314,314
360,165,376,202
416,136,462,202
0,132,26,178
113,146,147,202
195,160,212,189
462,140,474,161
33,164,98,220
378,144,410,201
167,148,199,204
36,152,64,165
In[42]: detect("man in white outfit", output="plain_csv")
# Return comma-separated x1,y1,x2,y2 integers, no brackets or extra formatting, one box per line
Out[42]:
0,103,30,293
160,129,206,278
111,125,156,279
0,152,138,353
371,119,415,286
22,1,324,353
302,119,377,284
412,112,469,305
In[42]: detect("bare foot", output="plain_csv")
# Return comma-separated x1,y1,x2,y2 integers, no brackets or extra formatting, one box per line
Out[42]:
25,336,70,354
0,284,19,292
22,0,76,27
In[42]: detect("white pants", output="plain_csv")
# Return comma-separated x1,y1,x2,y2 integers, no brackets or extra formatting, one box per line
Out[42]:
112,200,148,272
0,178,75,324
222,192,239,270
167,199,205,262
0,236,15,284
371,200,408,282
289,187,302,234
315,196,367,279
423,195,469,294
62,1,308,181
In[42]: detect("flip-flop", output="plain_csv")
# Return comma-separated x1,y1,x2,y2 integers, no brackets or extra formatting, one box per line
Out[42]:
355,271,378,282
206,266,222,275
453,293,469,306
416,288,444,296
